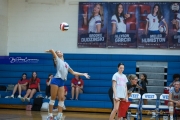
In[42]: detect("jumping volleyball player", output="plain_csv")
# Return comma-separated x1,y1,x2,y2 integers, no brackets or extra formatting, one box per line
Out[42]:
46,49,90,120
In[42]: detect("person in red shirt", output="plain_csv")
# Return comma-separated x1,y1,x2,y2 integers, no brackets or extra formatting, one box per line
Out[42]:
70,75,84,100
45,74,53,99
20,72,40,102
10,73,29,98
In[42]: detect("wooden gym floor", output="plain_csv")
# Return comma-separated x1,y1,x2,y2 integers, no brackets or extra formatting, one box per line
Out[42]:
0,109,172,120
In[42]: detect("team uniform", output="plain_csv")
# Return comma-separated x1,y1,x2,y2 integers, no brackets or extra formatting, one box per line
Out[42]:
50,57,71,87
146,14,164,34
28,78,40,91
169,87,180,101
71,77,84,91
112,72,128,99
47,57,71,120
111,15,126,33
88,15,101,33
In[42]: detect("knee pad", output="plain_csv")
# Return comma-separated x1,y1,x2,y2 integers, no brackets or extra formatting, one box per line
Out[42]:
58,101,64,107
49,100,55,105
169,106,174,112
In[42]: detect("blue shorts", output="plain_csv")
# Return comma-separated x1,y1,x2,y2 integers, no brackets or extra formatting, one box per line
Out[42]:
50,78,65,87
148,30,160,35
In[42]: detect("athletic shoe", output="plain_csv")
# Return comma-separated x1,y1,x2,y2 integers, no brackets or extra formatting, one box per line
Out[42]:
10,95,14,98
20,97,25,102
46,116,53,120
54,113,63,120
17,95,21,98
25,98,30,102
63,105,66,110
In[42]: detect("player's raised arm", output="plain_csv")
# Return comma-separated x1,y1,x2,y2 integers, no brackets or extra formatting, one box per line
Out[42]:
45,49,57,58
68,68,90,79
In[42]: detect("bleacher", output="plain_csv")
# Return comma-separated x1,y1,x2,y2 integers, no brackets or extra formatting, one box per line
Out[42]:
0,53,179,112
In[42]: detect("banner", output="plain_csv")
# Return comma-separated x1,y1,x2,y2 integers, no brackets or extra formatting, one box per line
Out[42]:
77,2,108,48
168,2,180,49
107,2,138,48
77,2,180,49
137,2,170,49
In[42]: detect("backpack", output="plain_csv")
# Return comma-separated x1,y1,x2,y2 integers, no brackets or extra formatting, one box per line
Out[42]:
31,98,43,111
0,85,6,91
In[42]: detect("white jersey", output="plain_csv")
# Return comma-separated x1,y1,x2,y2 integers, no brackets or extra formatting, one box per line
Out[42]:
169,87,180,101
177,14,180,32
111,15,126,33
112,72,128,99
54,57,71,80
146,14,164,31
88,15,101,33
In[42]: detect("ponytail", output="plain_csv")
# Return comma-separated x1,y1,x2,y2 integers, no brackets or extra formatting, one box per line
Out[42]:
142,73,148,84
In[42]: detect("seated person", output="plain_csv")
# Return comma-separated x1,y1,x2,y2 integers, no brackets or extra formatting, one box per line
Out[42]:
20,72,40,102
45,74,53,99
64,86,68,100
169,74,180,87
168,81,180,120
10,73,29,98
70,75,84,100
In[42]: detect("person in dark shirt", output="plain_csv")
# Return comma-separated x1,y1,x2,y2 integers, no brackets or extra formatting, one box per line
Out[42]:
169,74,180,87
139,73,148,105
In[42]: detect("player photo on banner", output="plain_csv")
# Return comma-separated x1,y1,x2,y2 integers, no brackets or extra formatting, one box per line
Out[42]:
137,2,170,49
107,2,138,48
77,2,108,48
169,2,180,49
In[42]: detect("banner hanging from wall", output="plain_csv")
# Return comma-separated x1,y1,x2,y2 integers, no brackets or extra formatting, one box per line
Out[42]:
107,2,137,48
77,2,180,49
168,2,180,49
137,2,169,49
77,2,108,48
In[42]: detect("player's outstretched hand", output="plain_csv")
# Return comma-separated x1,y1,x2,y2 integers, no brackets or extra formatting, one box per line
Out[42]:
83,73,90,79
45,49,54,53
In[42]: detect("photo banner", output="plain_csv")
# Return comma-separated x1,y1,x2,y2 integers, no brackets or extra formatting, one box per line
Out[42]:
137,2,170,49
107,2,138,48
168,2,180,49
77,2,180,49
77,2,108,48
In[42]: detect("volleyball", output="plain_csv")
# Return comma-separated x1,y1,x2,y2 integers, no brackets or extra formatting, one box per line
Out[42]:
159,25,166,33
60,22,69,31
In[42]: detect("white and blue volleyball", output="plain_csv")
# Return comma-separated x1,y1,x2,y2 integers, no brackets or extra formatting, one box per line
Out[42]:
60,22,69,31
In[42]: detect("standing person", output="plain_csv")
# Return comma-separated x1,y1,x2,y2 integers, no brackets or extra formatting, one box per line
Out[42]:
45,74,53,99
111,3,130,34
139,73,148,105
108,74,139,120
168,81,180,120
45,49,90,120
83,3,104,33
145,4,168,35
10,73,29,98
70,75,84,100
20,72,40,102
109,63,128,120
